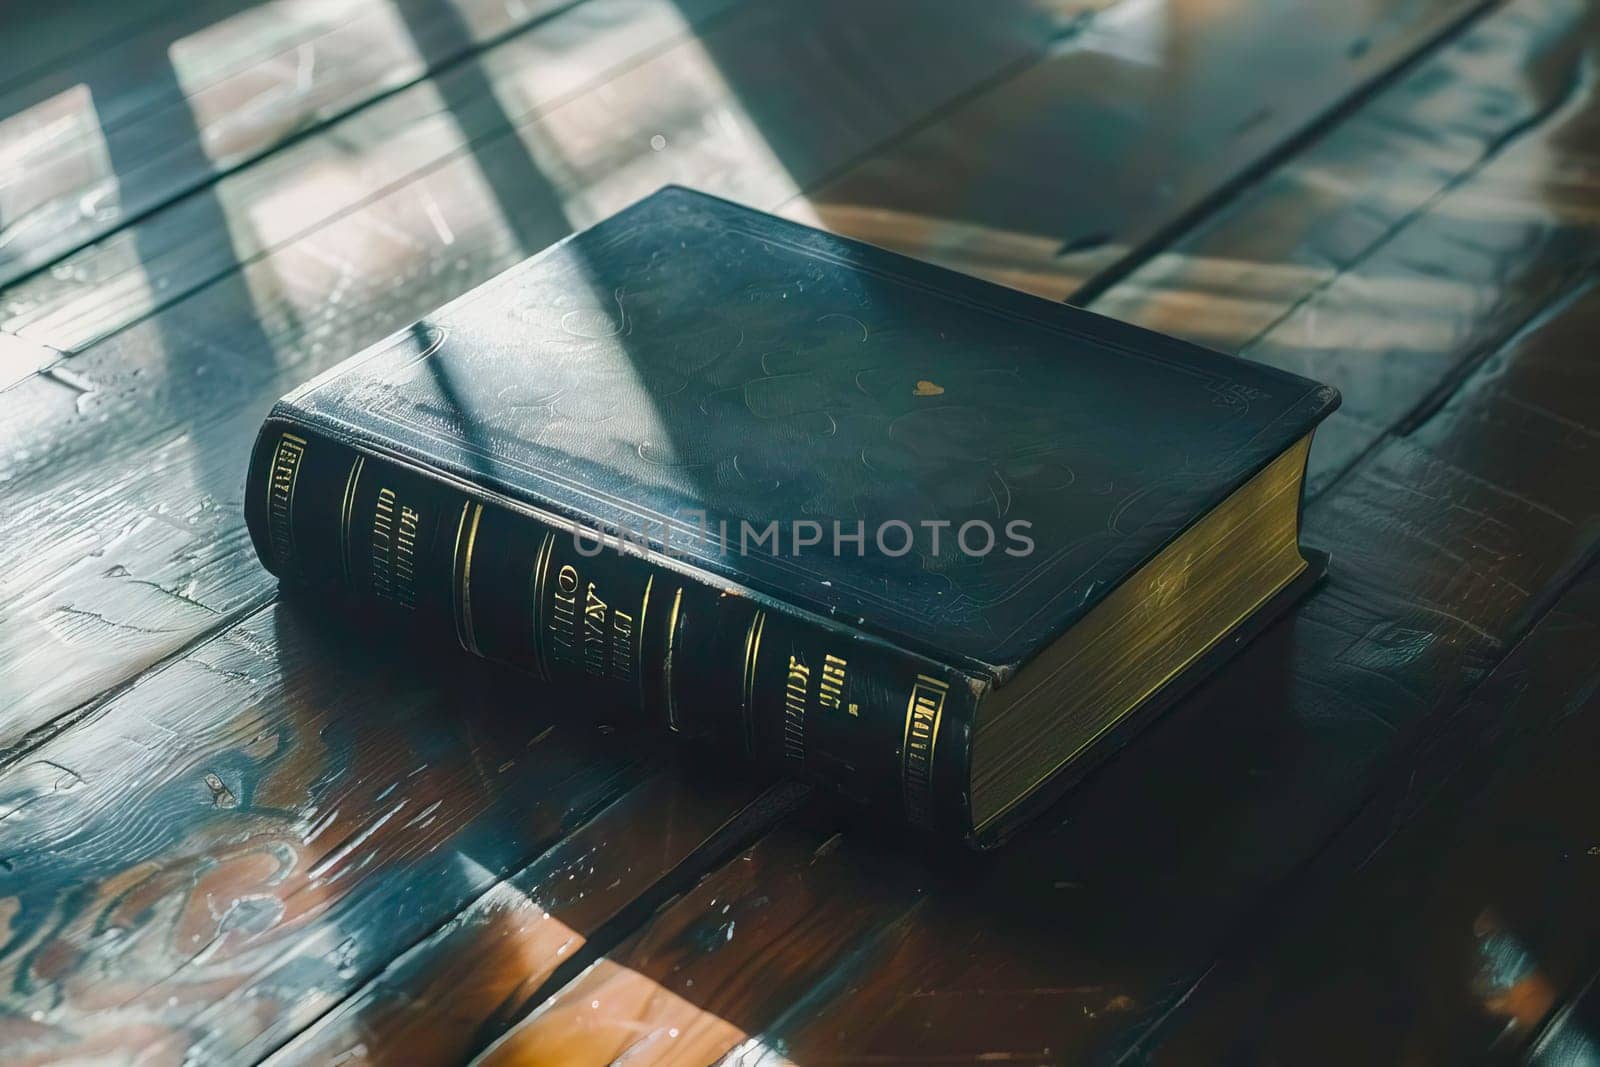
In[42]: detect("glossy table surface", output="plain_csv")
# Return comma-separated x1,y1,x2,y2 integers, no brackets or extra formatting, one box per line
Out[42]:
2,0,1598,1063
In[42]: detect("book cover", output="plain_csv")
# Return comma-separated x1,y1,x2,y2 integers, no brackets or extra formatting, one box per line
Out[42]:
245,186,1337,844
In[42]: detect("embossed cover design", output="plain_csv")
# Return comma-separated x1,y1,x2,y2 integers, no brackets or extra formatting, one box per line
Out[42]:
249,187,1336,841
280,186,1336,673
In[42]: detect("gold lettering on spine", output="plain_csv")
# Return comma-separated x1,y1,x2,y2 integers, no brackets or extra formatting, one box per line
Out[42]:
901,675,949,828
338,455,365,586
452,501,485,656
819,654,851,714
582,583,609,677
394,506,419,607
266,433,306,572
663,588,684,732
371,489,395,601
529,530,555,681
782,656,811,763
740,611,766,755
550,564,579,660
370,489,419,608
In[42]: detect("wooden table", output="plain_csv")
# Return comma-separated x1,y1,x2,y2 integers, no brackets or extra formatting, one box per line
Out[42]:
3,0,1598,1062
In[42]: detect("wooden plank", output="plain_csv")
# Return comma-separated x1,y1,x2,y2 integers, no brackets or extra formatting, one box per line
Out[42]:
0,0,1059,353
1132,562,1600,1063
0,0,741,351
1529,971,1600,1067
782,0,1494,301
0,328,60,391
0,0,1072,751
446,2,1600,1061
3,0,204,98
0,0,606,288
472,824,915,1067
0,598,770,1064
1095,0,1600,500
263,774,795,1066
1115,189,1600,1058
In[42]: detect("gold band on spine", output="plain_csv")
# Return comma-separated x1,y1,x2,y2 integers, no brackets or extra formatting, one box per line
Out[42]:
635,575,654,715
266,432,307,573
663,587,684,732
338,455,365,587
739,610,766,755
528,529,555,681
452,501,485,656
900,674,949,829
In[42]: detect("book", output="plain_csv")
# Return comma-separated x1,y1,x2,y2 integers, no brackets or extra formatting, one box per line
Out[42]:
245,186,1338,846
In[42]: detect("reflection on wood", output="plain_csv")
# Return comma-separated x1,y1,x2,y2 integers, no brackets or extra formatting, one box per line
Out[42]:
1144,562,1600,1063
0,0,588,287
0,328,60,391
1093,0,1600,345
266,772,776,1065
2,0,198,97
1095,0,1600,490
791,0,1491,300
0,601,651,1064
478,825,916,1067
1,0,747,350
1528,968,1600,1067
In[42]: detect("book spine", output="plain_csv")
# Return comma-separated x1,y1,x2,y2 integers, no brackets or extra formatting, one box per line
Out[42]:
244,416,984,835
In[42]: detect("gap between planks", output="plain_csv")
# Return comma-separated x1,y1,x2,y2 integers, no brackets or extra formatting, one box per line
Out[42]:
1069,0,1510,306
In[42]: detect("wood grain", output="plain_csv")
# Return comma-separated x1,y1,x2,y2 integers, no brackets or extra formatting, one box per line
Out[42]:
0,600,765,1064
263,772,784,1066
1140,562,1600,1063
785,0,1493,301
1091,0,1600,494
2,1,204,98
475,823,917,1067
1529,969,1600,1067
0,0,606,288
0,0,744,351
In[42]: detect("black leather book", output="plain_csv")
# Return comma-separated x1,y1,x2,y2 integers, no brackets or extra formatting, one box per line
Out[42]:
245,186,1338,846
